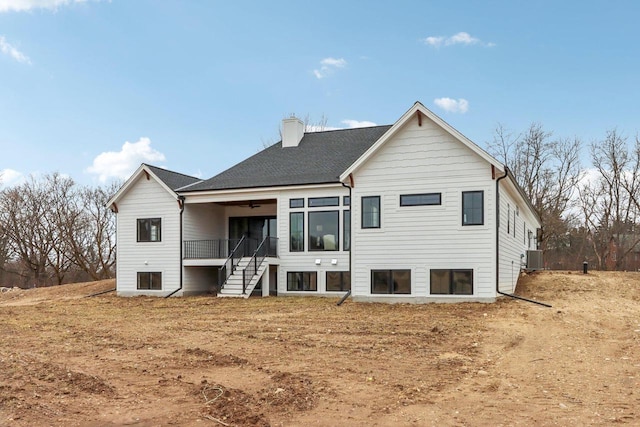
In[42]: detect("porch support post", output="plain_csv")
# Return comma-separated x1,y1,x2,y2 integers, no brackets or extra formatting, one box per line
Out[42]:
262,265,270,297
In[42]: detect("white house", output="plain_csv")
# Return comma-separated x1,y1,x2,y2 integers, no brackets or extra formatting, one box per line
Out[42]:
107,102,541,302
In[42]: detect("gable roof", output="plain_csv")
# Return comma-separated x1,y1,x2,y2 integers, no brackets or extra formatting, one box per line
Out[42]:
340,101,503,181
144,164,201,190
106,164,201,209
180,125,392,192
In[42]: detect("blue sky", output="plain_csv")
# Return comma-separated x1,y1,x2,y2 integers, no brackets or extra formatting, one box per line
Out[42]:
1,0,639,187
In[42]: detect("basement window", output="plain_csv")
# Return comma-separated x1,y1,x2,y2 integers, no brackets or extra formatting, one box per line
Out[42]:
371,270,411,294
137,272,162,290
287,272,317,291
430,269,473,295
326,271,351,292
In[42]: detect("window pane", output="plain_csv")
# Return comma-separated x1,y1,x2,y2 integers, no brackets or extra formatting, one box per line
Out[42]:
308,197,339,207
462,191,483,225
452,270,473,295
430,269,450,294
362,196,380,228
287,272,316,291
392,270,411,294
309,211,339,251
326,271,350,291
343,210,351,251
371,270,390,294
289,198,304,208
137,272,162,290
400,193,441,206
343,196,351,206
137,218,161,242
289,213,304,252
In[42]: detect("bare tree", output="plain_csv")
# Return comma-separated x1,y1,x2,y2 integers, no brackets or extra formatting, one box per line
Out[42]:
580,130,640,270
488,123,582,254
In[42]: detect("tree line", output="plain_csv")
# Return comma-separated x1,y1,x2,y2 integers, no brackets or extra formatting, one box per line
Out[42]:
489,124,640,271
0,173,117,288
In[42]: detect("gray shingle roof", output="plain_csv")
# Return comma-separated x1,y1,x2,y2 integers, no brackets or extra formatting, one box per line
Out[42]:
145,164,202,191
180,125,392,192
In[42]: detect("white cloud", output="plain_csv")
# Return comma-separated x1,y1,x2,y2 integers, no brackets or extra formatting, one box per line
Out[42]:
341,119,377,128
422,32,493,48
86,137,166,182
0,168,24,187
434,97,469,113
0,36,30,64
313,57,347,79
0,0,96,12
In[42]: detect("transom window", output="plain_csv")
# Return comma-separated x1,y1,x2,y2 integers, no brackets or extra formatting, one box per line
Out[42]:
462,191,484,226
137,218,161,242
309,211,339,251
289,198,304,208
430,269,473,295
326,271,351,292
362,196,381,229
400,193,441,206
137,272,162,290
371,270,411,294
287,272,317,291
343,196,351,206
308,197,339,207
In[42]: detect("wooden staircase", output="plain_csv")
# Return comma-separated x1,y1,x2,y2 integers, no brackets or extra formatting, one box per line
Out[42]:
217,257,268,298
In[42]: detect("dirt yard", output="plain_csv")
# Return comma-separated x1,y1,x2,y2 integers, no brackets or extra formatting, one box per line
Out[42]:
0,271,638,426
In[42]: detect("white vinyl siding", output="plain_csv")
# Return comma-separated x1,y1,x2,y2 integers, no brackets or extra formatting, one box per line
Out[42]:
350,116,496,300
116,174,181,296
498,182,541,293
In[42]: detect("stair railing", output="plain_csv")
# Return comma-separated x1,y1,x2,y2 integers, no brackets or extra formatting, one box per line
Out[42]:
218,236,246,289
242,236,278,294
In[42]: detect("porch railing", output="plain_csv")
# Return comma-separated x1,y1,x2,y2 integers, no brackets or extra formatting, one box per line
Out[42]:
184,239,241,259
218,236,246,289
242,237,278,294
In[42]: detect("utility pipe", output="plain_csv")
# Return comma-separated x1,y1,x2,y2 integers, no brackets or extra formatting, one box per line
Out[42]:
165,195,186,298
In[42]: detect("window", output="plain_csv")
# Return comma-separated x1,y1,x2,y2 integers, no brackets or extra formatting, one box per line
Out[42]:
137,218,161,242
137,272,162,290
343,196,351,206
513,210,517,237
289,212,304,252
308,197,339,207
362,196,381,229
287,272,317,291
371,270,411,294
507,204,511,234
430,269,473,295
400,193,441,206
309,211,339,251
289,198,304,208
343,210,351,251
326,271,351,292
462,191,483,226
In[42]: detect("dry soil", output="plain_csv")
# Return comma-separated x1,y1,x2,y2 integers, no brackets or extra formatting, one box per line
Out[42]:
1,271,639,426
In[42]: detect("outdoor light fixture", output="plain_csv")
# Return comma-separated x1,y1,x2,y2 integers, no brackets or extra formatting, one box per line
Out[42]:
315,259,321,265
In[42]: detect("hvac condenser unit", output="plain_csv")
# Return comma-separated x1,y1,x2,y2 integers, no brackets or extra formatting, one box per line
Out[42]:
526,250,543,270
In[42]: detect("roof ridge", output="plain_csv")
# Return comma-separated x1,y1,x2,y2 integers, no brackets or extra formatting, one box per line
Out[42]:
144,163,202,181
303,124,391,136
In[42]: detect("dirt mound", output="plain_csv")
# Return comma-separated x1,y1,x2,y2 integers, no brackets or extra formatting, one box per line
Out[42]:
0,279,115,306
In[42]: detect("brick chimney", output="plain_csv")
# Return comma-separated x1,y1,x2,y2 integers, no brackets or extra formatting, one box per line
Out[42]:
282,116,305,148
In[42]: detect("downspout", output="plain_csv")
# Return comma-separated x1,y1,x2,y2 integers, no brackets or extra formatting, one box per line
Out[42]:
165,195,185,298
338,180,353,306
496,167,551,308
